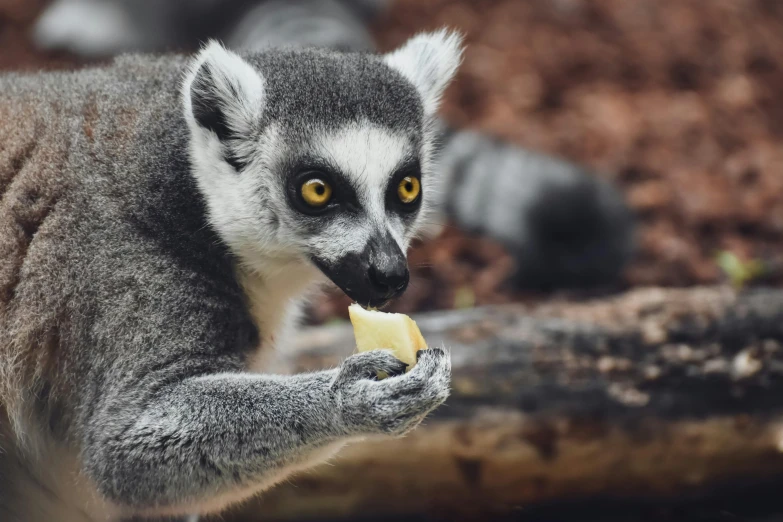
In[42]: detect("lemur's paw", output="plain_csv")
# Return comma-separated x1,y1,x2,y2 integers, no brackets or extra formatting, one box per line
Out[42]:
334,347,451,437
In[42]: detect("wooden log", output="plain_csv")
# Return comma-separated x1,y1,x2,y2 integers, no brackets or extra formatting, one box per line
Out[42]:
228,286,783,521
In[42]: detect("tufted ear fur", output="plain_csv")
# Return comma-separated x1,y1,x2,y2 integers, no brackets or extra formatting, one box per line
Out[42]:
383,29,464,116
183,40,265,171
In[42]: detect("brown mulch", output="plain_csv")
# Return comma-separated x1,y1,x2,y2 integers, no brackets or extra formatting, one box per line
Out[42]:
0,0,77,70
3,0,783,323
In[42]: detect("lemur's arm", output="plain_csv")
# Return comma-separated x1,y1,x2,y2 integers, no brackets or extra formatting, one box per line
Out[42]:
65,205,451,514
82,335,449,512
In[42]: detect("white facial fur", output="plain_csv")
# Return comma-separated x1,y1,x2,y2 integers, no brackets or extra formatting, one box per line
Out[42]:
182,42,282,269
305,123,414,260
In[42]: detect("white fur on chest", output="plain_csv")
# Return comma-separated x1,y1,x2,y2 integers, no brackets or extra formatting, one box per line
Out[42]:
237,259,323,373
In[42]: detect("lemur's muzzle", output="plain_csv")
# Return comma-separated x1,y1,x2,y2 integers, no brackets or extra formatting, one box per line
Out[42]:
312,233,409,309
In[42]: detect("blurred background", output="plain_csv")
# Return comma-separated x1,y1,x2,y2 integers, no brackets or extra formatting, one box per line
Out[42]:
4,0,783,520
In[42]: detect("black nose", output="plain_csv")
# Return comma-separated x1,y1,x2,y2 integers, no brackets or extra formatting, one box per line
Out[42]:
368,262,409,301
311,232,411,309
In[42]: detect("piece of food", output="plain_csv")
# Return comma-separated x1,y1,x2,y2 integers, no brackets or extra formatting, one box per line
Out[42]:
348,304,428,373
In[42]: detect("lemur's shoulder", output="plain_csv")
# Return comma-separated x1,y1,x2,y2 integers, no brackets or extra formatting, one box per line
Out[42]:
0,50,256,420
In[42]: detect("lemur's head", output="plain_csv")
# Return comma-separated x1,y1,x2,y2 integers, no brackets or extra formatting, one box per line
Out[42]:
183,30,463,308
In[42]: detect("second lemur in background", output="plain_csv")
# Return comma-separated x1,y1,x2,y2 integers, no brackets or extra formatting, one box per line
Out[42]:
35,0,635,290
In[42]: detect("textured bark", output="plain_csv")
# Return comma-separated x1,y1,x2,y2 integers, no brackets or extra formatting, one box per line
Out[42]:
230,286,783,521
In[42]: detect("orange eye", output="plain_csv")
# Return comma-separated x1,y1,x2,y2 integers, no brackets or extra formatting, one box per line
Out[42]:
301,178,332,207
397,176,420,204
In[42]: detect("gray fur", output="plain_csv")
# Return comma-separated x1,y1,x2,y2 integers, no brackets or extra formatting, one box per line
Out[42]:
0,40,454,521
245,49,423,136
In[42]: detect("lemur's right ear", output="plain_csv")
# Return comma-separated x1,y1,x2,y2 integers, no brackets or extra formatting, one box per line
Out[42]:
184,41,265,170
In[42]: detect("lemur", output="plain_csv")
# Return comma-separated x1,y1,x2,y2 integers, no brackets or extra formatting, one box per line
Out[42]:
33,0,636,291
0,31,459,522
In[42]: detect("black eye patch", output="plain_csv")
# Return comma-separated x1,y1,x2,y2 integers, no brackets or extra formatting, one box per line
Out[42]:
283,156,361,218
386,157,423,217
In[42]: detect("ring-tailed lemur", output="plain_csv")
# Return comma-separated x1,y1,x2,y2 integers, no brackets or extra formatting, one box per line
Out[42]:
32,0,636,291
0,31,459,522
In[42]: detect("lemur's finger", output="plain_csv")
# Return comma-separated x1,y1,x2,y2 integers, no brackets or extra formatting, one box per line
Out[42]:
334,350,407,386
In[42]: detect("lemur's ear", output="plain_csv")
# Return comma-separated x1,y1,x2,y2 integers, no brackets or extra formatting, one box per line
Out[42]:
383,29,464,116
184,41,265,170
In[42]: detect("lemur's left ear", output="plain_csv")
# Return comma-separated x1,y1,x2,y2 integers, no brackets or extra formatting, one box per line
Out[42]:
184,40,265,170
383,29,464,116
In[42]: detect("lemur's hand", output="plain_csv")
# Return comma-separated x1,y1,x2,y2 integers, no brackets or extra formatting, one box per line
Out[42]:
332,348,451,437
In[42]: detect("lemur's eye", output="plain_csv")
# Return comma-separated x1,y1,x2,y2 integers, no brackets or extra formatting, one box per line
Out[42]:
397,176,421,204
301,179,333,208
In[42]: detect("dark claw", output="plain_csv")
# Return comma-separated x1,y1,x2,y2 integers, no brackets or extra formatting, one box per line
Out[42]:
385,360,407,378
